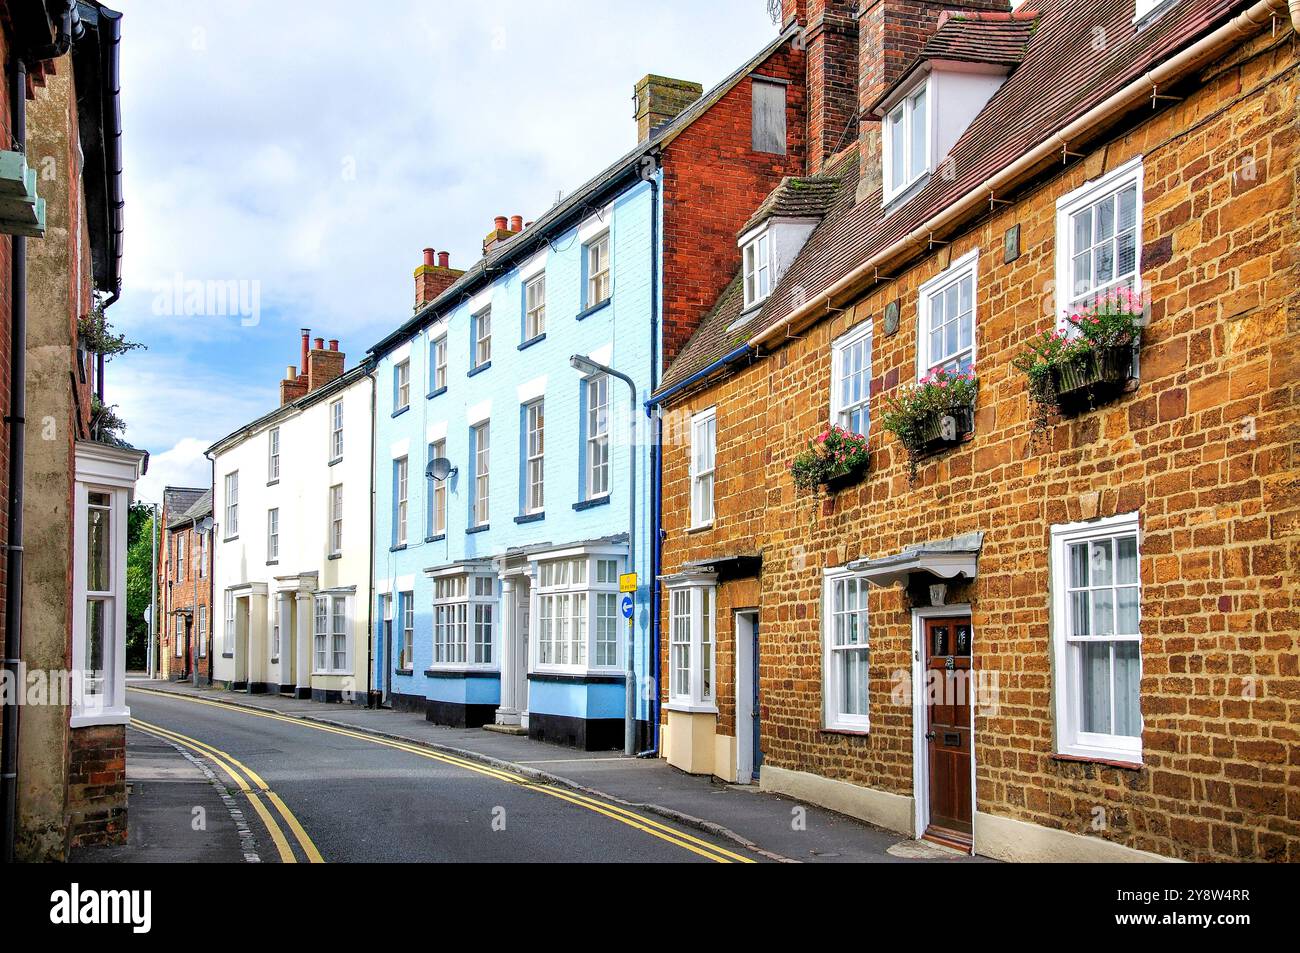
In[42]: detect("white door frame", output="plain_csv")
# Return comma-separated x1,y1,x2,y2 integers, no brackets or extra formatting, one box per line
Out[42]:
910,603,976,842
734,610,759,784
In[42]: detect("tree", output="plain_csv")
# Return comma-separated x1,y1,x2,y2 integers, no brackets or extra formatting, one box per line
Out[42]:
125,502,154,671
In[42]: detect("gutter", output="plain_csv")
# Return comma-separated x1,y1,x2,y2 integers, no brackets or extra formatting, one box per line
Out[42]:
97,6,124,307
646,343,754,410
748,0,1293,350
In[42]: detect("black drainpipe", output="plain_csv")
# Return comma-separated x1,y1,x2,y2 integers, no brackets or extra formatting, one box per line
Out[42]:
1,57,29,865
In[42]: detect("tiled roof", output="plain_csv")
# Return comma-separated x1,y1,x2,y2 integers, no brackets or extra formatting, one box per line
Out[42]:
922,10,1039,67
669,0,1250,387
162,486,207,521
170,489,213,529
661,149,859,392
740,171,846,237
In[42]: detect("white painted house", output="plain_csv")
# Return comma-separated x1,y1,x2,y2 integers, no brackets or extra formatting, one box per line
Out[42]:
210,333,373,702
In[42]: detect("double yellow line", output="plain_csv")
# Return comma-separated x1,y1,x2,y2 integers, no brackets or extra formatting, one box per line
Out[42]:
128,687,753,863
131,717,324,863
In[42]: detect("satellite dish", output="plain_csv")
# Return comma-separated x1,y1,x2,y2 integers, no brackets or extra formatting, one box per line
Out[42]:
426,457,457,482
197,516,215,534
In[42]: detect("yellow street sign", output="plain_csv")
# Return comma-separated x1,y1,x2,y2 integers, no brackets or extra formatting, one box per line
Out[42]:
619,572,638,593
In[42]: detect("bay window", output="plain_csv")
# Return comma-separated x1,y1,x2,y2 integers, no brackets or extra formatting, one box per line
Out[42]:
533,553,622,672
432,570,496,667
1051,513,1143,763
666,575,715,709
314,593,350,673
823,568,869,731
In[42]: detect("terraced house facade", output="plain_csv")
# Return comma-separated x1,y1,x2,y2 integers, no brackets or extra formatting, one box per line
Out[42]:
655,0,1298,862
367,29,809,749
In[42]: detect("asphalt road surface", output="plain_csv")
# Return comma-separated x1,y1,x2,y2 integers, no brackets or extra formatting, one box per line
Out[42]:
122,690,761,863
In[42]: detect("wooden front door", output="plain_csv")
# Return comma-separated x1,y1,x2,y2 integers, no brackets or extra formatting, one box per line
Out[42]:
923,616,973,847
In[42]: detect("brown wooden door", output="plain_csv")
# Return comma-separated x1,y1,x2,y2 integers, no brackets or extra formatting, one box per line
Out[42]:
924,617,973,844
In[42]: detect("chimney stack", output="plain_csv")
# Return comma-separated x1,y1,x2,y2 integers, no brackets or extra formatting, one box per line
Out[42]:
483,215,517,255
786,0,859,175
280,357,308,405
855,0,1011,198
415,246,466,310
306,336,345,393
634,75,703,143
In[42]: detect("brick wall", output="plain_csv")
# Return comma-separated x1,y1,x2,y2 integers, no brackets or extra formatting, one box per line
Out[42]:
67,724,127,847
660,40,807,369
661,29,1299,861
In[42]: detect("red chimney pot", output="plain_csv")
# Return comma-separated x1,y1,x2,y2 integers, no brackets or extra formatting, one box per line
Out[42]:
300,329,310,370
329,339,339,351
423,248,436,267
437,251,450,268
509,215,523,232
314,337,324,351
494,215,508,231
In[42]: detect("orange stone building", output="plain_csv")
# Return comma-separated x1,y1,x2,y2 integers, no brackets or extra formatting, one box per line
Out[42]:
652,0,1298,862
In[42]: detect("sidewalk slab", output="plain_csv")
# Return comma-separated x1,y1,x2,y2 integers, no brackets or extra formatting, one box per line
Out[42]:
127,678,983,863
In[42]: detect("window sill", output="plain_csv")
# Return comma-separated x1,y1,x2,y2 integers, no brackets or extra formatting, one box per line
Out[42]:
686,522,713,535
426,386,447,400
71,708,131,729
664,701,718,715
573,496,610,512
882,172,929,213
390,543,407,553
266,479,280,487
514,512,544,524
1052,752,1143,771
517,333,546,351
822,724,870,737
424,667,500,678
467,361,492,378
270,657,280,665
327,553,342,561
529,669,626,683
394,668,413,677
328,456,342,467
466,524,489,535
266,559,279,566
391,405,410,419
222,652,234,659
311,670,354,678
425,534,446,543
223,535,239,543
576,299,611,321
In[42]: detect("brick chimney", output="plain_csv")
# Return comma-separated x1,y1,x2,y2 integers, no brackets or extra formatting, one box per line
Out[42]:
307,337,345,393
634,75,703,143
483,215,521,255
280,330,311,405
415,247,464,310
783,0,859,175
854,0,1011,198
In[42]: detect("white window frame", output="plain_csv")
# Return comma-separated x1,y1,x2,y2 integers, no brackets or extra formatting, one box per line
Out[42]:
916,248,978,379
266,507,279,561
586,233,611,308
395,359,411,411
197,605,207,658
822,568,870,731
174,617,184,657
585,376,609,500
199,530,207,579
313,594,351,674
665,574,716,711
72,480,132,727
741,229,772,309
883,76,931,203
472,422,490,527
223,471,239,537
431,571,497,669
830,320,872,436
1050,512,1143,764
329,484,343,555
268,426,280,481
473,308,492,368
1134,0,1164,21
431,334,448,392
176,532,186,583
399,591,414,670
1054,157,1144,327
689,407,716,529
532,552,623,675
330,399,344,461
525,274,546,340
394,456,409,546
429,439,447,536
224,590,235,655
525,400,544,515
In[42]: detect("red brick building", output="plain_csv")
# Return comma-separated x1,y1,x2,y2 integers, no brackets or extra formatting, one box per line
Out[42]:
156,486,213,683
654,0,1298,862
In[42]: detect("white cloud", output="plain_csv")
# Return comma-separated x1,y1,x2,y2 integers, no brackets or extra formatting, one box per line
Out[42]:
136,437,212,506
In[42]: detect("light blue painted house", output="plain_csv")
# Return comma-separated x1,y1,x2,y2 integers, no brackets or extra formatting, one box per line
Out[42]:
369,168,659,751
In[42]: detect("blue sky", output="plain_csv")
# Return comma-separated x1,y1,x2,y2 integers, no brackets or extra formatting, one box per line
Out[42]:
105,1,781,502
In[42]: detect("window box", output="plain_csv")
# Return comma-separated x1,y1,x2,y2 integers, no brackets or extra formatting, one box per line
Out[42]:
1051,342,1140,410
881,368,978,479
790,426,870,495
914,403,974,455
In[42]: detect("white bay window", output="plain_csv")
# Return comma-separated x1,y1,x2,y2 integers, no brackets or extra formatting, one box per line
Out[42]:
666,574,715,710
533,553,623,673
432,570,496,667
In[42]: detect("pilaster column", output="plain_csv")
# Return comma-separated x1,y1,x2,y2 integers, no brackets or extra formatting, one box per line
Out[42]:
495,576,519,725
295,591,314,696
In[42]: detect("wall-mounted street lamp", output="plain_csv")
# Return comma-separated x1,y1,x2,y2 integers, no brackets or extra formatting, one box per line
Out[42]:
570,353,637,756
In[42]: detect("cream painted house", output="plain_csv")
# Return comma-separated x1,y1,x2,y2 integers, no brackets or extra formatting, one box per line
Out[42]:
210,335,373,702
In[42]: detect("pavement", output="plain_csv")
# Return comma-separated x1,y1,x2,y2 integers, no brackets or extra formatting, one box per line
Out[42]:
88,678,981,863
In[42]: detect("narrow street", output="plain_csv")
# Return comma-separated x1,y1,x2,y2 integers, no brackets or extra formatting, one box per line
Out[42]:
99,690,761,864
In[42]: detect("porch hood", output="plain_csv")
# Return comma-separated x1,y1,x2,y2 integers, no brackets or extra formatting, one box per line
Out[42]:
848,532,983,588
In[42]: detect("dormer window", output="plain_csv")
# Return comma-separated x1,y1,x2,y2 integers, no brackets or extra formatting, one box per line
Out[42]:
742,230,771,309
884,80,929,202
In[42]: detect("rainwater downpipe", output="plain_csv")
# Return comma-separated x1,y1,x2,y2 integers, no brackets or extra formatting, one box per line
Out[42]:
638,164,661,758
